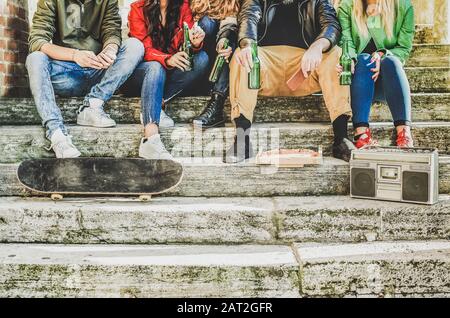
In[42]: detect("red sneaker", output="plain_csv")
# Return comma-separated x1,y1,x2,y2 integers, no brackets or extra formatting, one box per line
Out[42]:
396,128,414,148
354,128,375,149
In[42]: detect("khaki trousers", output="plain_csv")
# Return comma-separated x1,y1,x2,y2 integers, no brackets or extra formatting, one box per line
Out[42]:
229,45,352,123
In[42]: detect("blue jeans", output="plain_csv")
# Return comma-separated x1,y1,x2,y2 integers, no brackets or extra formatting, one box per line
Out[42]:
351,53,412,128
198,16,236,95
26,38,144,139
122,50,209,126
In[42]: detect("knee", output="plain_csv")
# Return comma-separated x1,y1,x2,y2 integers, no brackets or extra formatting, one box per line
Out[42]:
381,55,404,72
120,37,145,60
198,16,217,37
355,53,372,68
26,51,49,71
354,53,375,77
142,61,166,81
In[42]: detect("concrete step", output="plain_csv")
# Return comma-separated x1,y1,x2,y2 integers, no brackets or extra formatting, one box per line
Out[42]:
296,241,450,297
0,241,448,297
0,123,448,163
0,196,448,244
1,93,450,125
1,156,449,197
407,44,450,67
414,25,434,44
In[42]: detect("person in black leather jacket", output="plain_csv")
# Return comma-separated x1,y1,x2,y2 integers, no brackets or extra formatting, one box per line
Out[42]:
224,0,356,163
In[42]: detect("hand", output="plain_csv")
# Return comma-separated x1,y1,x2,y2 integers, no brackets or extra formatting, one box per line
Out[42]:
216,38,233,62
73,50,104,69
189,23,205,48
235,46,253,73
336,60,355,75
301,43,323,78
97,44,119,69
166,51,191,71
370,52,382,81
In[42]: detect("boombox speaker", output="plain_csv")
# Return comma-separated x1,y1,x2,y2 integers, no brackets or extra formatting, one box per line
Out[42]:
350,147,439,205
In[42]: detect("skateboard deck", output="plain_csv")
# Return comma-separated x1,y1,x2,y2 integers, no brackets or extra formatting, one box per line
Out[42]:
17,158,183,201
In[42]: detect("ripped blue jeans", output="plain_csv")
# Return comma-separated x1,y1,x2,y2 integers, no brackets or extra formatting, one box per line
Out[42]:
122,51,209,126
26,38,144,139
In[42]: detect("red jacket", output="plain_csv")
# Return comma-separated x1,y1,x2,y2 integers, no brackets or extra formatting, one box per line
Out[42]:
128,0,200,68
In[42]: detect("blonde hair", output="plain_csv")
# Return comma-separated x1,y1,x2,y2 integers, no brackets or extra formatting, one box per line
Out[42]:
333,0,341,9
190,0,240,21
353,0,397,39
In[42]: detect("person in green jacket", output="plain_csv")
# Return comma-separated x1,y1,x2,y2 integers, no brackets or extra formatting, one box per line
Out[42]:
27,0,144,158
337,0,415,149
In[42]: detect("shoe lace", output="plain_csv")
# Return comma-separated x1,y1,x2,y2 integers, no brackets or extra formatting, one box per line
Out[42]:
397,129,412,145
200,99,219,118
45,135,75,152
96,108,112,120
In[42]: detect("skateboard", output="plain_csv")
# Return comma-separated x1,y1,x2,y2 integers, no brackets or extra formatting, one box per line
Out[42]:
17,158,183,201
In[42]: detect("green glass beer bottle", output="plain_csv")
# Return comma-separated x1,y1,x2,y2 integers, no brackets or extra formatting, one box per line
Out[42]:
183,22,194,71
209,39,229,83
340,39,352,86
248,42,261,90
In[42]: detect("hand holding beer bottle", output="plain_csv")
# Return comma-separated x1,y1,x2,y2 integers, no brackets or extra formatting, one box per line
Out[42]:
209,39,230,83
337,39,354,85
235,40,260,89
182,22,194,71
248,42,260,89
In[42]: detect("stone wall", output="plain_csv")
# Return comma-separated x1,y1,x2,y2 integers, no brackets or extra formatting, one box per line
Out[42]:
0,0,29,97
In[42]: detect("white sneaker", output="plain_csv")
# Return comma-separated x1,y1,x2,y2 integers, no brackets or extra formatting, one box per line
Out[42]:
159,109,175,129
49,129,81,158
77,106,116,127
139,134,174,160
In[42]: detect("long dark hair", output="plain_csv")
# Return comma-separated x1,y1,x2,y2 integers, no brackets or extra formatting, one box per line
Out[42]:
143,0,184,52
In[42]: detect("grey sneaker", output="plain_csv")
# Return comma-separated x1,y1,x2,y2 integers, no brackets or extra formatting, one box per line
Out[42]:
159,109,175,129
139,134,174,160
49,129,81,158
77,105,116,128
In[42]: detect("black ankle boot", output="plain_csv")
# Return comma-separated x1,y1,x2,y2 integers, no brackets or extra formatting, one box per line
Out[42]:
332,138,356,162
224,128,254,164
193,92,226,129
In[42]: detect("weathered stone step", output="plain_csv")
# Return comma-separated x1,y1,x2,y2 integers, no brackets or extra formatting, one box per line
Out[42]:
0,196,448,244
407,45,450,67
2,93,450,125
0,123,448,163
296,241,450,297
1,156,449,197
407,67,450,92
0,241,448,297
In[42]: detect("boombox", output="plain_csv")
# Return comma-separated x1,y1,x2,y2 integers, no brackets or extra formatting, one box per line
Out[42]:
350,147,439,205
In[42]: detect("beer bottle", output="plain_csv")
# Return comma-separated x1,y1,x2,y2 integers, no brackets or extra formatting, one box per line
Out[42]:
183,22,194,71
340,39,352,86
209,39,229,83
248,42,261,90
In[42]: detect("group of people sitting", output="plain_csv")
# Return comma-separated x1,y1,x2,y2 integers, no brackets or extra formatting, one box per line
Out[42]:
26,0,415,163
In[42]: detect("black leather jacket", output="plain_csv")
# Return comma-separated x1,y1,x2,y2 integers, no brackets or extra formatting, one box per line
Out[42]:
238,0,341,51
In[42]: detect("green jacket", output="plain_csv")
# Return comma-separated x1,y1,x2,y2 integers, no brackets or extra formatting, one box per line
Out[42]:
29,0,122,54
338,0,415,64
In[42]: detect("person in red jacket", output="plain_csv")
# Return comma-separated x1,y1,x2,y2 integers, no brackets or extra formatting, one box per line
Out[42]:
123,0,208,160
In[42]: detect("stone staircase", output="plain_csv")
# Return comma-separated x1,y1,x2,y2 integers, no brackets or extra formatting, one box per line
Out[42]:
0,43,449,298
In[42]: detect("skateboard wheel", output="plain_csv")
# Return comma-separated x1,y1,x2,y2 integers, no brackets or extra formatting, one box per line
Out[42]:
50,194,63,201
139,195,152,202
